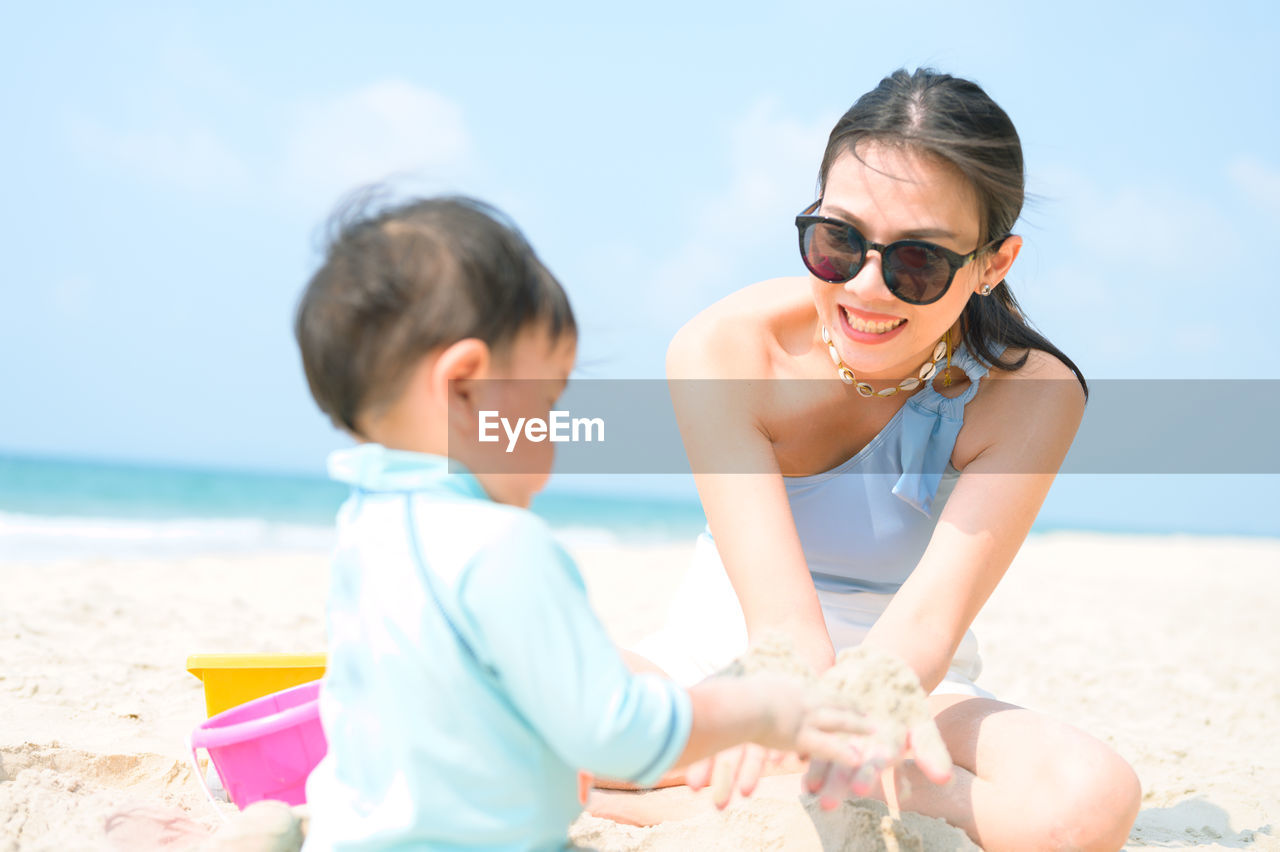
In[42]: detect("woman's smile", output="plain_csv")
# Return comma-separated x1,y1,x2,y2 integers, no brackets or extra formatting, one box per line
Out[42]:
837,304,908,342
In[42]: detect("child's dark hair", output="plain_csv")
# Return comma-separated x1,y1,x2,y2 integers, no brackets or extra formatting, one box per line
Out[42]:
295,194,577,436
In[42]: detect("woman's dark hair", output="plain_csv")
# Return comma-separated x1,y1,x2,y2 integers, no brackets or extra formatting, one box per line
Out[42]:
819,68,1087,395
295,194,577,436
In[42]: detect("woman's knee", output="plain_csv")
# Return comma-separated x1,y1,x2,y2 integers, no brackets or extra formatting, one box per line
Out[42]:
943,702,1141,852
1037,740,1141,852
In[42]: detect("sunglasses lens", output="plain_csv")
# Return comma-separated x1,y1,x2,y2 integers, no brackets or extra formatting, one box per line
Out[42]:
801,222,863,282
885,244,951,304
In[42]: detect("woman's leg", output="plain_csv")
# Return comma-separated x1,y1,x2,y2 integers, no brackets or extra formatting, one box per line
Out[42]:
587,695,1140,852
885,694,1140,852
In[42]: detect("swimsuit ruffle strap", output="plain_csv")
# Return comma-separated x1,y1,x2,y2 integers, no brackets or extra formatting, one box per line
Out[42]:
891,343,1001,517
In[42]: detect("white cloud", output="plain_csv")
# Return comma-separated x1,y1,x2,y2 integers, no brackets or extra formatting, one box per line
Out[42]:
281,80,470,211
50,275,96,318
642,98,835,326
1228,155,1280,220
1020,165,1270,378
1036,166,1239,279
68,118,250,195
66,79,470,212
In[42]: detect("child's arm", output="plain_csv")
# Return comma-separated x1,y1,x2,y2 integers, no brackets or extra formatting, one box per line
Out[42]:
455,516,866,790
679,673,866,767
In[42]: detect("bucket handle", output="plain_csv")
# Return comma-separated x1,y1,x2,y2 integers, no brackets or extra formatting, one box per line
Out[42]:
191,691,320,751
187,733,230,822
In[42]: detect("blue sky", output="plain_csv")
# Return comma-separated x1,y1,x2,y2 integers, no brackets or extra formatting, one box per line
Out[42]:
4,1,1279,498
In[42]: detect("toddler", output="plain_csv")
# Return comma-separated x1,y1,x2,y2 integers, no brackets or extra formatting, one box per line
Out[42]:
294,196,865,850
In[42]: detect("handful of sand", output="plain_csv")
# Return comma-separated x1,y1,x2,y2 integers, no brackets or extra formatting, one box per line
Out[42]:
723,633,950,775
714,631,819,682
816,645,952,777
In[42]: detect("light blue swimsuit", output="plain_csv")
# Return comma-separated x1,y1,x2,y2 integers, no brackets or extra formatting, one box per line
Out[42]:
787,341,998,595
634,343,999,694
305,445,691,852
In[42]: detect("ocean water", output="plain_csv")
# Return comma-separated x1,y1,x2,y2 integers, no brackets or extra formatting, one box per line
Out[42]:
0,454,708,561
1,454,1275,562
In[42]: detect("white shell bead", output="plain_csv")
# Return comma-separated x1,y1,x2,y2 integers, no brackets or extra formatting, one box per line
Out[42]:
877,387,898,397
838,367,856,385
855,382,875,397
827,343,843,366
932,341,946,361
900,377,921,391
920,364,938,381
821,325,832,344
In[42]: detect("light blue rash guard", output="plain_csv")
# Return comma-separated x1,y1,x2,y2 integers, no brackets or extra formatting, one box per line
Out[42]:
304,445,692,852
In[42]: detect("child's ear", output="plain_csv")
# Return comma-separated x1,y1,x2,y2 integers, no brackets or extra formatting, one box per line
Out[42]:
433,338,491,429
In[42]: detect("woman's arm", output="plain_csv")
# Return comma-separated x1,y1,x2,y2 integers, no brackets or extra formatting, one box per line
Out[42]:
863,352,1087,691
666,314,836,674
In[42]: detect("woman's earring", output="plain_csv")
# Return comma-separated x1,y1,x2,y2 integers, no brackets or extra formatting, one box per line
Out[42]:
980,283,993,296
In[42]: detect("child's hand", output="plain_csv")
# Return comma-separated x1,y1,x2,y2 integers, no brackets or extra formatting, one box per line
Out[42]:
686,673,876,810
684,743,789,809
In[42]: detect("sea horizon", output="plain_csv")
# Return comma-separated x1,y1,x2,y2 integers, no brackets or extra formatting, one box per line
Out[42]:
3,451,1277,562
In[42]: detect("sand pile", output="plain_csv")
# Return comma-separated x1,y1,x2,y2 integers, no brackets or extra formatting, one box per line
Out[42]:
0,742,220,851
0,741,308,852
571,796,977,852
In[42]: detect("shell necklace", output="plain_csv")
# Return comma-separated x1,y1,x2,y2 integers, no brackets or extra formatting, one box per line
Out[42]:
820,325,949,398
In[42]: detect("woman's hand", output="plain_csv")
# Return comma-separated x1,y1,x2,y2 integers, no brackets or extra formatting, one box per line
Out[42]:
801,716,953,809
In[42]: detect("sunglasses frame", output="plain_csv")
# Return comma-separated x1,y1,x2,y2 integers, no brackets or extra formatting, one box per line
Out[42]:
795,199,1004,305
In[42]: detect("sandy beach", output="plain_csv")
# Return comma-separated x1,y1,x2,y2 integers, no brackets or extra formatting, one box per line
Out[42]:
2,532,1277,850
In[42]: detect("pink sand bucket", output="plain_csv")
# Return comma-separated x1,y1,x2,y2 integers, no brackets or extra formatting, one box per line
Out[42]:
189,680,327,810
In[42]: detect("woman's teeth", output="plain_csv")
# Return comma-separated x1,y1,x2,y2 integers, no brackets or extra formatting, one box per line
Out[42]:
843,307,904,334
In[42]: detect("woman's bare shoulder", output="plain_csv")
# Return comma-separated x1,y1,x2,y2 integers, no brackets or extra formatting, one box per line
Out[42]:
958,346,1086,468
990,347,1080,382
985,347,1086,409
667,277,812,380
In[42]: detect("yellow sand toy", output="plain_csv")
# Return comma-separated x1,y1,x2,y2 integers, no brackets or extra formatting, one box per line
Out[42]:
186,653,326,717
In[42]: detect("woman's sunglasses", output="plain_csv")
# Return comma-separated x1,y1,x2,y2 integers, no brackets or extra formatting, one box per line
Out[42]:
795,200,1004,305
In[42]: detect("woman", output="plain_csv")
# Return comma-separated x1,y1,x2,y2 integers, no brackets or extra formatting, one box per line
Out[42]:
603,69,1141,851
